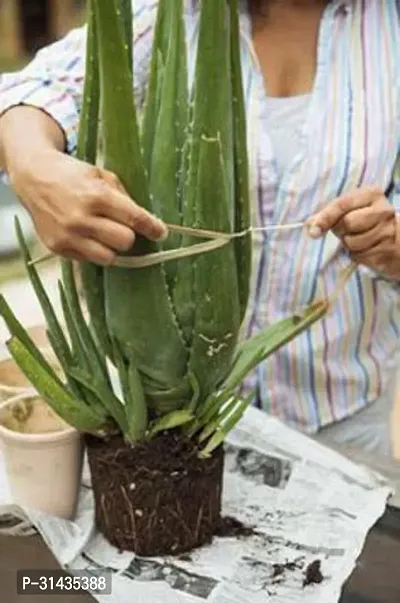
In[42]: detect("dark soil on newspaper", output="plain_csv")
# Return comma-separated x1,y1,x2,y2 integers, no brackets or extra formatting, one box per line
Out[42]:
86,431,225,556
303,560,324,586
215,515,258,538
272,559,304,578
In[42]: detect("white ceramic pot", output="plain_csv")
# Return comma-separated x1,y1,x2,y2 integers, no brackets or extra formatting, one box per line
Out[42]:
0,393,83,519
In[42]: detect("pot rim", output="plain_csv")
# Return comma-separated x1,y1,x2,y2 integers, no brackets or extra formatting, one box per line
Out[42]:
0,393,78,444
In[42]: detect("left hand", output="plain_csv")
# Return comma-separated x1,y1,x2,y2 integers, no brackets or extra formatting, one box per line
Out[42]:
307,187,400,280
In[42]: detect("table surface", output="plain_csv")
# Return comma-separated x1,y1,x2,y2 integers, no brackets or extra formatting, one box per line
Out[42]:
1,510,399,603
1,443,400,603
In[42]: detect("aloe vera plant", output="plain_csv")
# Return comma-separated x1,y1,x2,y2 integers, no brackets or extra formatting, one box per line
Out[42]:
0,0,329,455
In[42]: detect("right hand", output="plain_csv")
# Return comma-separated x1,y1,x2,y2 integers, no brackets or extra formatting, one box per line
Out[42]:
9,149,167,265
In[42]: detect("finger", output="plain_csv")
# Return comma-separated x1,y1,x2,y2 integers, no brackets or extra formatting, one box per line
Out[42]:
308,188,380,238
333,202,395,236
58,238,116,266
350,243,385,265
95,185,168,241
351,247,393,273
342,221,395,253
68,217,135,252
126,201,169,241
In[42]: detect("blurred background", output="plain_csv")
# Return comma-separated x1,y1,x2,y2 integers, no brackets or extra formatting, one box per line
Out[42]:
0,0,85,262
0,0,85,67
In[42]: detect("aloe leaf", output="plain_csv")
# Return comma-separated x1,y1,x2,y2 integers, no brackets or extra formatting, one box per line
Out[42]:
80,264,113,360
144,378,193,403
43,327,84,400
187,136,240,403
58,279,109,416
149,409,194,438
126,360,148,441
217,347,265,405
7,338,105,433
187,0,234,209
111,336,131,405
76,0,99,165
229,0,251,322
0,295,73,400
117,0,133,71
58,281,90,373
149,0,188,288
198,395,238,444
61,262,109,382
76,0,113,361
58,336,108,421
94,0,150,216
15,218,73,371
199,430,225,459
68,366,128,433
141,0,170,170
15,222,84,399
194,391,222,429
61,363,109,422
174,0,234,346
212,305,327,404
198,387,256,444
196,375,249,432
194,302,328,422
199,392,254,458
230,301,328,387
105,265,188,401
187,370,200,413
0,294,53,371
196,386,239,431
142,381,192,416
95,0,188,400
60,268,114,403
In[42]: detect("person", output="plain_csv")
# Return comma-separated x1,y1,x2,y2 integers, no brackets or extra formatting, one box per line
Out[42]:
0,0,399,456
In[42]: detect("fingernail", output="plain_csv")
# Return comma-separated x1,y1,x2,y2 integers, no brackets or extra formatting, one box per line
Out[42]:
308,224,322,239
155,220,168,241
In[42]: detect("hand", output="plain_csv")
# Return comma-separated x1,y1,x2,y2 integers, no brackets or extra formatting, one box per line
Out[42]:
9,149,167,265
307,187,400,280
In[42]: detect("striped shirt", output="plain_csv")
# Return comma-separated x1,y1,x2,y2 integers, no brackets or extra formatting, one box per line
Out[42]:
1,0,400,434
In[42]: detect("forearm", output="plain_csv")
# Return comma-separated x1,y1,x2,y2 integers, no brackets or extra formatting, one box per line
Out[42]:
0,106,66,177
370,213,400,282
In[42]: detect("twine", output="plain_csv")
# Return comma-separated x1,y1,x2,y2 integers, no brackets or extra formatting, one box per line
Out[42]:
28,220,308,268
0,384,35,396
0,388,38,407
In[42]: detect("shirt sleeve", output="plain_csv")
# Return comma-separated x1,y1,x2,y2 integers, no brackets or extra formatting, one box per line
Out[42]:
0,0,158,158
396,12,400,213
393,163,400,210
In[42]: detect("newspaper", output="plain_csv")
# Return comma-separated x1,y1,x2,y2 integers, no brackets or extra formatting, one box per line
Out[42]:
0,407,392,603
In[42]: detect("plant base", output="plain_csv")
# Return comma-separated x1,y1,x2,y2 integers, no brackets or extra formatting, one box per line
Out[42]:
85,431,224,556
